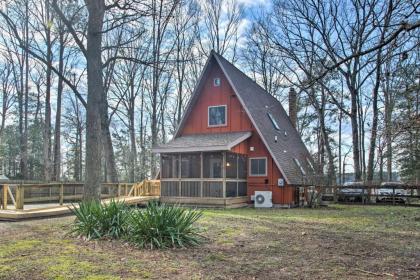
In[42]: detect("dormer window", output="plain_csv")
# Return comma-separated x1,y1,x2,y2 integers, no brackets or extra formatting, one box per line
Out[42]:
267,113,280,130
214,77,221,87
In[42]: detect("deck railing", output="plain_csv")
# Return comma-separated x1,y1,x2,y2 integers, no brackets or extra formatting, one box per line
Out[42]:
0,180,161,210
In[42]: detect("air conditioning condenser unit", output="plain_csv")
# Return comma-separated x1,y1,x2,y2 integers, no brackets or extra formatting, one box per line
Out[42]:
253,191,273,208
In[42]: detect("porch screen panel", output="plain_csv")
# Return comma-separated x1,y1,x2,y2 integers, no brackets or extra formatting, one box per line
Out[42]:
226,153,238,178
203,152,223,178
181,153,201,178
161,154,179,178
238,154,247,179
238,182,247,196
161,181,179,196
226,182,237,197
203,181,223,197
181,181,200,197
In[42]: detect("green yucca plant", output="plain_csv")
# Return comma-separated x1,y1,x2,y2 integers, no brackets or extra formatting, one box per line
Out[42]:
70,199,129,240
127,201,203,249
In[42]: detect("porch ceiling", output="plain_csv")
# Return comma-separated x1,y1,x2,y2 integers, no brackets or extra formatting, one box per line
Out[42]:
152,131,251,153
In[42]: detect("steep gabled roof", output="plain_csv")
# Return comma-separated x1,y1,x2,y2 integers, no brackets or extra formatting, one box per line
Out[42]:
172,51,315,185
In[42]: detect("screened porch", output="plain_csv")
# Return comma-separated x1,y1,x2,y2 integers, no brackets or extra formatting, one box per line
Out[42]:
160,152,247,198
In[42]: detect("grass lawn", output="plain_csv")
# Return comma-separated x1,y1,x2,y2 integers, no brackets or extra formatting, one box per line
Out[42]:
0,205,419,279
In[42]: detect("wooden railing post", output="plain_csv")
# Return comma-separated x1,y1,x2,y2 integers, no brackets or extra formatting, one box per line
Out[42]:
15,185,24,210
222,152,226,198
392,186,395,205
2,185,8,210
59,184,64,205
117,184,121,197
333,186,337,203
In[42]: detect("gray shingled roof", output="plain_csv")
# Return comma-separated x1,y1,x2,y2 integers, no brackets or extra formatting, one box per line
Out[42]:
160,51,315,185
153,132,252,153
212,53,315,185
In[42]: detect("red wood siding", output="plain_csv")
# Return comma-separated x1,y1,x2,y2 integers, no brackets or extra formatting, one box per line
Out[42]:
179,63,296,205
181,64,253,135
246,131,295,205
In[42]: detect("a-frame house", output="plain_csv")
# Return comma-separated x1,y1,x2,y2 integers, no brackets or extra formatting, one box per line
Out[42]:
153,51,315,207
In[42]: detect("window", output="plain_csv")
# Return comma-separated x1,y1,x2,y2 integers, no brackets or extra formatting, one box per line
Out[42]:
249,157,267,176
267,113,280,130
294,158,306,175
214,77,221,87
208,105,227,126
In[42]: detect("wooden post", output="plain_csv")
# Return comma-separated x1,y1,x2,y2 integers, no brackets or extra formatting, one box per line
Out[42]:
59,184,64,205
15,185,24,210
392,185,395,205
117,184,121,197
222,152,226,198
200,152,203,198
2,185,8,210
178,154,182,197
333,186,337,203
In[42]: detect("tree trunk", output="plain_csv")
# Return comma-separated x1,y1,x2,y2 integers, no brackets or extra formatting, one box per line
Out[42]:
350,86,361,180
129,106,136,182
20,0,29,179
128,77,137,183
338,93,343,185
139,89,146,180
101,97,119,183
384,68,393,181
366,46,383,183
53,32,64,181
319,89,336,185
43,0,53,181
84,0,105,200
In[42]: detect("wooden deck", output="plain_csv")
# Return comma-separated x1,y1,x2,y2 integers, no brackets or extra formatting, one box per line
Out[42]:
0,196,159,221
0,180,161,221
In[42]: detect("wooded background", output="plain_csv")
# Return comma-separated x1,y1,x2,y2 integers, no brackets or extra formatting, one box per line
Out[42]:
0,0,418,191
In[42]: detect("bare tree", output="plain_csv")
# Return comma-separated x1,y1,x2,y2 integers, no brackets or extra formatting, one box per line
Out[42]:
196,0,243,61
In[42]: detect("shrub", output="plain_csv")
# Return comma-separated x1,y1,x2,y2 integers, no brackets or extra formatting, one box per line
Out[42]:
70,199,129,240
127,201,203,249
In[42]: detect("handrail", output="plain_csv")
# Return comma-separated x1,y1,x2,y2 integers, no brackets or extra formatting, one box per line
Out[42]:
128,180,160,197
0,181,160,210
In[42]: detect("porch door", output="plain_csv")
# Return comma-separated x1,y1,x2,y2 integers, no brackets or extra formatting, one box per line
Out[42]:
209,158,222,178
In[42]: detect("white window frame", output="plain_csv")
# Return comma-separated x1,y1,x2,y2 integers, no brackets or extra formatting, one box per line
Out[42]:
249,157,267,177
208,105,227,127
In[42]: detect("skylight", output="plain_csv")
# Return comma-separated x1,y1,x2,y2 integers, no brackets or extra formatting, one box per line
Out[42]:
306,158,315,171
267,113,280,130
293,158,306,175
